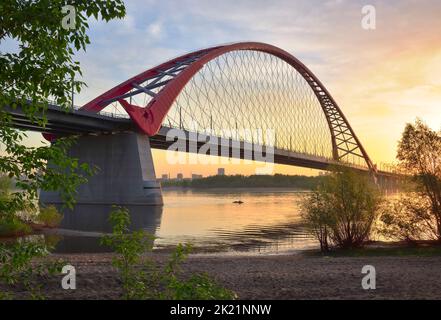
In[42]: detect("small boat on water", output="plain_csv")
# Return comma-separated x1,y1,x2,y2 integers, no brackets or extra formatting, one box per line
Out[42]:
233,200,244,204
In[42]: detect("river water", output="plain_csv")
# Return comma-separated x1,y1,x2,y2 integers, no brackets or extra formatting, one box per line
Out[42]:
50,188,318,254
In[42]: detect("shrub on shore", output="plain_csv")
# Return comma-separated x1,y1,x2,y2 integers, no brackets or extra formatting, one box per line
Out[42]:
0,216,32,238
0,176,11,200
303,120,441,250
377,193,437,244
0,176,31,237
394,120,441,241
0,238,64,300
301,167,382,252
37,205,63,228
101,206,236,300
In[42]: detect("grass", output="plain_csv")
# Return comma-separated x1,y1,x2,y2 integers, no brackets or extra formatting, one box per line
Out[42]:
0,216,32,238
0,205,62,238
37,205,63,228
303,242,441,257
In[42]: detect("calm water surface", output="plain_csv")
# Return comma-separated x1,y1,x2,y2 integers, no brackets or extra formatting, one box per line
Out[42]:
51,189,318,254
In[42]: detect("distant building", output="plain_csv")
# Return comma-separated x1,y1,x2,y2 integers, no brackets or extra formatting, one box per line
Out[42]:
177,173,184,180
217,168,225,176
192,174,203,180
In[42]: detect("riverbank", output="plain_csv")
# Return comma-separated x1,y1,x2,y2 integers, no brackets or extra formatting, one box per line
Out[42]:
161,186,311,192
6,250,441,300
161,174,324,190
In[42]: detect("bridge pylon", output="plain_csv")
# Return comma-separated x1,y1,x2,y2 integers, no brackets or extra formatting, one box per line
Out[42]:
40,132,163,207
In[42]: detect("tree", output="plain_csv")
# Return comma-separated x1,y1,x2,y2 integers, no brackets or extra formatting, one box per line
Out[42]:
378,194,437,244
0,0,126,298
0,175,11,203
0,1,125,214
301,168,382,251
394,119,441,240
300,191,332,252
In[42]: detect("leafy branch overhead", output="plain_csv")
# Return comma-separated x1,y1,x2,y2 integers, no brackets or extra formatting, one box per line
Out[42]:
0,1,126,210
0,0,126,299
1,0,126,111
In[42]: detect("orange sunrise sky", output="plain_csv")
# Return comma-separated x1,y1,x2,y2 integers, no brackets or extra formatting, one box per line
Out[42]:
10,0,441,178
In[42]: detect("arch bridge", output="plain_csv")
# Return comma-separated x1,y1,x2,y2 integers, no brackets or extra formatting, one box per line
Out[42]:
36,42,384,206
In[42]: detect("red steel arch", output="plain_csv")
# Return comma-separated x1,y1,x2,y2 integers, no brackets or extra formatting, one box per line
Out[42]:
81,42,375,171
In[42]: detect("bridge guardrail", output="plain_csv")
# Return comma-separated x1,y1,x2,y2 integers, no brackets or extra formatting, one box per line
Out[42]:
46,99,130,119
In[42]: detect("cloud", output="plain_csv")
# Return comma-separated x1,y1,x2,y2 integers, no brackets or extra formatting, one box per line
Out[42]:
69,0,441,166
147,22,163,38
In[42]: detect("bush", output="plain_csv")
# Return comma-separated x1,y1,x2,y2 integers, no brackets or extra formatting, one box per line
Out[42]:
300,192,332,252
100,206,155,299
301,168,382,251
37,206,63,228
0,216,32,237
378,193,438,244
396,120,441,240
169,273,236,300
101,206,236,300
0,175,12,216
0,238,64,300
0,175,11,199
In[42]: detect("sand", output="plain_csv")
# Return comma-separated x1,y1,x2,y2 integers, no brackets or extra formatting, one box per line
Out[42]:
6,252,441,300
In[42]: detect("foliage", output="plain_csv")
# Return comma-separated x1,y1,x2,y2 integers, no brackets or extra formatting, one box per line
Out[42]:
160,243,234,300
0,0,126,300
0,175,11,201
37,205,63,228
0,175,32,237
1,0,127,214
300,191,332,252
0,175,12,212
301,167,382,251
378,194,438,244
1,0,126,111
1,134,96,216
0,238,64,300
0,215,31,237
0,0,127,232
100,206,155,300
102,206,236,300
162,174,326,189
396,119,441,240
168,273,236,300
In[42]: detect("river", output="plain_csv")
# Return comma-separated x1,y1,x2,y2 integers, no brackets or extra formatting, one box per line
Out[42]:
49,188,318,254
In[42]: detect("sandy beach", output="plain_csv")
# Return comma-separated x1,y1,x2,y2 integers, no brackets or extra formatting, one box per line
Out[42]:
8,252,441,300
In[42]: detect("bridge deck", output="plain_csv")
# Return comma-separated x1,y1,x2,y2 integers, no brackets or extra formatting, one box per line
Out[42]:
6,103,397,177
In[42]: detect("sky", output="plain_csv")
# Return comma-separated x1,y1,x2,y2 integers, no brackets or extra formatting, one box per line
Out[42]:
19,0,441,178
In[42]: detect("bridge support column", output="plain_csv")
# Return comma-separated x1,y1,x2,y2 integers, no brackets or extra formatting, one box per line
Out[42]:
40,132,163,206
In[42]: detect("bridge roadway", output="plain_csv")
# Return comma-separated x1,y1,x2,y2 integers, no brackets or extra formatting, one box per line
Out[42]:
5,103,395,178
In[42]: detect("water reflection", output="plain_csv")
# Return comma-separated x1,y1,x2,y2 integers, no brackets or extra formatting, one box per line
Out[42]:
52,204,163,253
50,189,318,254
154,189,318,253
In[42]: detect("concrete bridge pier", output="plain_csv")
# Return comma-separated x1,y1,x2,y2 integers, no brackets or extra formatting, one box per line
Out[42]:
377,173,400,194
40,132,163,206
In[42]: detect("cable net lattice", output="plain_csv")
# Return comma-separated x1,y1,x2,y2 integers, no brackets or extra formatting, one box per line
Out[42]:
163,50,333,159
100,49,370,167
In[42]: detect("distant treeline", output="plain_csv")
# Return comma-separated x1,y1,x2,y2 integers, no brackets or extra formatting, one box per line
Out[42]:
161,174,326,189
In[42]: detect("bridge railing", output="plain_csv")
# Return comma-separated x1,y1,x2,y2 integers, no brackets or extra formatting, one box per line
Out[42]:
47,99,130,119
41,100,396,175
376,162,403,175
